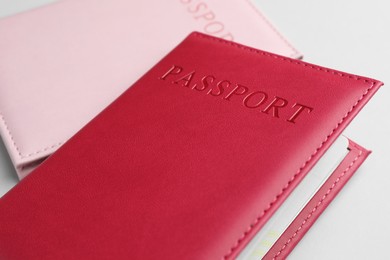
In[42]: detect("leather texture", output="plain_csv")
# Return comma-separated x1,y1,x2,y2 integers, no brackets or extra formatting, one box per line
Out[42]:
0,0,300,179
264,139,371,259
0,33,382,259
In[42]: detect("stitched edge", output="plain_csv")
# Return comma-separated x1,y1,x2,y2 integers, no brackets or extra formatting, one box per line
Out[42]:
0,113,23,157
188,33,378,259
0,0,301,162
0,112,63,160
0,24,373,163
0,1,300,161
194,33,375,84
20,142,63,159
272,149,363,259
0,0,301,161
243,0,300,58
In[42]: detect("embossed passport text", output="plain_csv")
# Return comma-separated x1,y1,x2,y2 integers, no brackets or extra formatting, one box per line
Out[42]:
0,33,382,259
0,0,300,179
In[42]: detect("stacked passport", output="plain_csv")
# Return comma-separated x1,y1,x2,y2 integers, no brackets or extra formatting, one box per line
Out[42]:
0,1,382,259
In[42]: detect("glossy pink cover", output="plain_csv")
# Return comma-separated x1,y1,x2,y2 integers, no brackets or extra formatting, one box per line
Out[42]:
0,0,300,179
0,33,381,259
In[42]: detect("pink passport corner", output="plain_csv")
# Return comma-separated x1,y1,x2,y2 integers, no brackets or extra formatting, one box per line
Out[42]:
0,0,301,179
0,32,381,259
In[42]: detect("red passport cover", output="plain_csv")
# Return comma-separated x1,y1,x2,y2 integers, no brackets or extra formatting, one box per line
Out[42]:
264,139,370,259
0,32,382,259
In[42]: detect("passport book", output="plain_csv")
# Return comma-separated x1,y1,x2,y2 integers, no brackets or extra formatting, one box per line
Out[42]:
0,33,382,259
0,0,300,179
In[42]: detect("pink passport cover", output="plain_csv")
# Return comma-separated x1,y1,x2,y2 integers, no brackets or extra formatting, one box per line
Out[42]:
0,0,300,179
0,32,381,259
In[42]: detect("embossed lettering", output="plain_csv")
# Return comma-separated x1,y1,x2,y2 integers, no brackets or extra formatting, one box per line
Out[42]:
159,65,183,80
243,91,268,109
204,21,225,34
207,80,230,96
159,65,313,124
262,96,288,118
194,11,215,21
192,75,215,91
287,103,313,123
179,0,234,40
173,71,196,87
188,2,207,13
224,84,248,101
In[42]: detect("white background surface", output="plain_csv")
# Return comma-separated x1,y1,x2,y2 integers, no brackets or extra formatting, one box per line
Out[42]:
0,0,389,259
255,1,390,259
